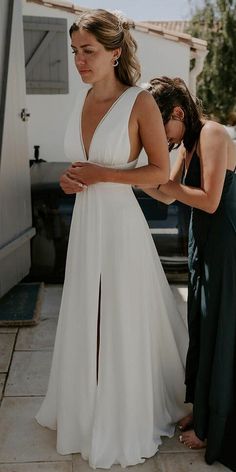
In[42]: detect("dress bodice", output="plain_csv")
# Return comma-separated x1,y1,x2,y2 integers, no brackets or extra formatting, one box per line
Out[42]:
64,86,143,169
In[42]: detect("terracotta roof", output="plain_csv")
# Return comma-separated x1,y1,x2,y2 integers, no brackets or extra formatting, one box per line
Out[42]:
144,20,190,33
26,0,87,14
26,0,207,52
136,21,207,52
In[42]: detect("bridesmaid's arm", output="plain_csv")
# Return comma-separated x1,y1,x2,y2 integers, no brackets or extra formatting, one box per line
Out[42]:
139,187,175,205
139,146,186,205
157,123,228,213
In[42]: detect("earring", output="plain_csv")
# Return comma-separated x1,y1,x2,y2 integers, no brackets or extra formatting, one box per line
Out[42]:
113,58,119,67
171,115,183,122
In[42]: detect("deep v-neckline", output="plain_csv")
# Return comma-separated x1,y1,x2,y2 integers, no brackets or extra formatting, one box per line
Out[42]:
80,87,132,161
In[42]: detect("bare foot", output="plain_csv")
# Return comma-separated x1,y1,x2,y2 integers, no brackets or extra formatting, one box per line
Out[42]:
177,413,193,431
179,430,207,449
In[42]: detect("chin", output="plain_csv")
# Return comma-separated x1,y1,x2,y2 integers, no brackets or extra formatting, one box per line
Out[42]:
79,72,93,84
81,78,92,84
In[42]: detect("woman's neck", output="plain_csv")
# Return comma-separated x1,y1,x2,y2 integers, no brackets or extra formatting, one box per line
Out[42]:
89,79,129,103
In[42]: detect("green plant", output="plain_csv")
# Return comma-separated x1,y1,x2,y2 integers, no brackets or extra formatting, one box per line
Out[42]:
188,0,236,123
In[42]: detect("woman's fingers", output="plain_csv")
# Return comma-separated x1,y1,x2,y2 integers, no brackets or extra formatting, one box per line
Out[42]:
60,173,87,194
71,161,87,168
65,162,104,186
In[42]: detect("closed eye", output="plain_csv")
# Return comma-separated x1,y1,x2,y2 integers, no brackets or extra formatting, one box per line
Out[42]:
71,47,94,55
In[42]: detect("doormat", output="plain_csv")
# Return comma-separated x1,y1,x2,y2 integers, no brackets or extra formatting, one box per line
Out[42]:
0,282,44,327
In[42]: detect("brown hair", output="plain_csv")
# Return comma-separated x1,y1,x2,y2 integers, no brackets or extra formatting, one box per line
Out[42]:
147,77,203,151
69,9,141,86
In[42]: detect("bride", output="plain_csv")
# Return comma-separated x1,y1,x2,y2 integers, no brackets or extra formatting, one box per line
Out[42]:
36,8,190,468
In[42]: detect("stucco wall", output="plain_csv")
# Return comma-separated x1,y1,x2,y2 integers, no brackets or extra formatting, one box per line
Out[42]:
133,29,190,84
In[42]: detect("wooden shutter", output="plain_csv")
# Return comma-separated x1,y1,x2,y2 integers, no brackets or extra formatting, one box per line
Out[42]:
23,15,69,94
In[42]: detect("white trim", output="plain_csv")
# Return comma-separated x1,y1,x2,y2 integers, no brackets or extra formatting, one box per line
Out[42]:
0,228,36,261
150,228,178,235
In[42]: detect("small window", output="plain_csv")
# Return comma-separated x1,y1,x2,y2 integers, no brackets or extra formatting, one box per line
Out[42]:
23,15,68,94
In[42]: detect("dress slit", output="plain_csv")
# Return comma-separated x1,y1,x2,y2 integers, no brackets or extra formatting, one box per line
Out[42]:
96,277,101,384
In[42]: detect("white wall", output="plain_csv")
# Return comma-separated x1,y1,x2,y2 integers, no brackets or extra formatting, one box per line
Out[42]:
133,30,190,167
22,0,83,162
22,1,191,163
134,29,190,84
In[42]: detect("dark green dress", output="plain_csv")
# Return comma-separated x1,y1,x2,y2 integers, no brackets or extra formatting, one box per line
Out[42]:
183,150,236,470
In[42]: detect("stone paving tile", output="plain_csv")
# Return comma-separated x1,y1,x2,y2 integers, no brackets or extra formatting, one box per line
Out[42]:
40,285,62,317
159,431,196,454
0,327,18,333
2,284,229,472
15,317,57,351
0,462,72,472
154,452,231,471
170,285,187,324
5,351,52,396
171,284,188,303
72,454,158,472
129,457,159,472
0,374,6,398
0,333,16,372
0,397,71,462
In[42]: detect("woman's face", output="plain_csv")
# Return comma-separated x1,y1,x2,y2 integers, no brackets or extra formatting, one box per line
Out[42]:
164,106,185,149
71,29,120,84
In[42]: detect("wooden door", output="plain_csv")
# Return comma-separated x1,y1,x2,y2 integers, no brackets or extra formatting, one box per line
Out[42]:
0,0,35,297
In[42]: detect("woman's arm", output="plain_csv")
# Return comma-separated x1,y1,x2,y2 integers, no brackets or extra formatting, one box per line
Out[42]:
66,91,170,187
158,122,228,213
140,146,186,205
140,187,175,205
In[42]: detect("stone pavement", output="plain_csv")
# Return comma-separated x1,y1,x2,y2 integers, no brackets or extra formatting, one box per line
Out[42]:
0,284,230,472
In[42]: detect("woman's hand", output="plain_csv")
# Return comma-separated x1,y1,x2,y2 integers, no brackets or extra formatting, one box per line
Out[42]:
60,171,87,194
68,162,107,186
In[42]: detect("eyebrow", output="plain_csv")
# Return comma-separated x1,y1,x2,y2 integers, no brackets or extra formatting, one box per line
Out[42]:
71,44,94,49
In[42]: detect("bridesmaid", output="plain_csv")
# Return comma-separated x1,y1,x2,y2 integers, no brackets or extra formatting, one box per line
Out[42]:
142,76,236,471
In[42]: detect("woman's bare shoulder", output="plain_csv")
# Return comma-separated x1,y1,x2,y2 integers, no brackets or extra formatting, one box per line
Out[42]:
201,120,229,141
133,89,161,121
135,89,158,107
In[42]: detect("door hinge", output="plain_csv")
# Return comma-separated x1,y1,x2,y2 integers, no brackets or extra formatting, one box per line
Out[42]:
20,108,30,122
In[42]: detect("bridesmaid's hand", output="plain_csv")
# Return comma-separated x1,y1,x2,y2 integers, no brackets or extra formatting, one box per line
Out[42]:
68,162,106,185
60,171,87,194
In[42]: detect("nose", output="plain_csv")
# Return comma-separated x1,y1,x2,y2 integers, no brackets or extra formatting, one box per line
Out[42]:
75,51,86,66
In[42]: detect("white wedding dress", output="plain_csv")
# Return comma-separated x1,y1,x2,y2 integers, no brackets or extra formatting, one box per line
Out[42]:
36,86,190,468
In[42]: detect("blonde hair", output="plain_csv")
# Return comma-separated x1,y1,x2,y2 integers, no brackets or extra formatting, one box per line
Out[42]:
69,9,141,86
